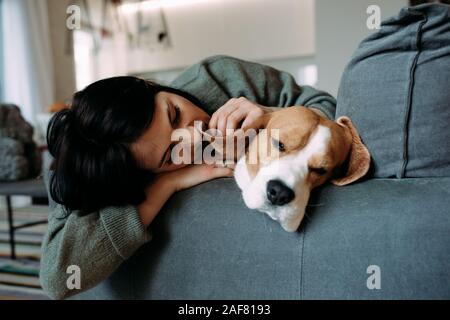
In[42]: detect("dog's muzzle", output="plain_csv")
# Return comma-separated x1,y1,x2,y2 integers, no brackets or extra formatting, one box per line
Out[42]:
266,179,295,206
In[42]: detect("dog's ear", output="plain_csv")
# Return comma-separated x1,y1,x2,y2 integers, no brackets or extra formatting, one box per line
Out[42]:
331,116,371,186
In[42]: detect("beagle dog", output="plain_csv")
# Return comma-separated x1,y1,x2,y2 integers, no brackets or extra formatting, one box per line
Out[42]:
231,107,371,232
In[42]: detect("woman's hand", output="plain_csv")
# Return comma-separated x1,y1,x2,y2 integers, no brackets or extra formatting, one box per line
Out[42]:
209,97,274,134
138,164,232,226
162,163,234,192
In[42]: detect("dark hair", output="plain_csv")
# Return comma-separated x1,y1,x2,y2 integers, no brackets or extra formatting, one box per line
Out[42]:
47,76,203,215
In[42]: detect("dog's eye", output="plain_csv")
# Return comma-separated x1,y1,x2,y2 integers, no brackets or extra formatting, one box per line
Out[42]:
272,138,285,152
310,167,327,175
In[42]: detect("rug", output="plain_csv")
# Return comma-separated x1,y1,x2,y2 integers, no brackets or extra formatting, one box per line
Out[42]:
0,205,49,300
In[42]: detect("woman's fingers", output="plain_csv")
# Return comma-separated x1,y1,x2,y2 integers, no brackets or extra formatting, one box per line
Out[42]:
216,103,239,134
187,165,233,190
209,97,268,134
212,101,249,134
209,99,239,131
196,164,234,182
240,108,265,130
225,108,248,131
210,165,234,178
217,115,228,136
208,111,219,131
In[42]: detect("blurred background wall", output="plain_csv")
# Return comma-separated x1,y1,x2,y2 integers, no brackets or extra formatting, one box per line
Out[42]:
47,0,77,105
40,0,407,104
0,0,424,211
316,0,407,96
1,0,410,122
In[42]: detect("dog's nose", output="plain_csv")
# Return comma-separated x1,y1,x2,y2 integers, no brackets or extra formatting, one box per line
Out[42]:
266,180,295,206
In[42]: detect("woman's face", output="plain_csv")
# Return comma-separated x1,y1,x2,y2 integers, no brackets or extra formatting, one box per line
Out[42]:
132,91,210,173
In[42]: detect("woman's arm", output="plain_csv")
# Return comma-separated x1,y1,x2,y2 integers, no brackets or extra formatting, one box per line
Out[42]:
40,164,232,299
137,164,233,225
40,192,152,300
170,55,337,120
207,97,330,134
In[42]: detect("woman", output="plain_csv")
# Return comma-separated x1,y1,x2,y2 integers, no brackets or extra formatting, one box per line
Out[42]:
40,55,336,299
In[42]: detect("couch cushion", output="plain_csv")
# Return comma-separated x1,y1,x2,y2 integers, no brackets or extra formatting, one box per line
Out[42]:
73,178,305,300
336,4,450,178
72,177,450,300
303,177,450,299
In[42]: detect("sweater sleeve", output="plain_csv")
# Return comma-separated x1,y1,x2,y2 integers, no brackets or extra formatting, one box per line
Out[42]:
170,55,336,119
40,198,152,299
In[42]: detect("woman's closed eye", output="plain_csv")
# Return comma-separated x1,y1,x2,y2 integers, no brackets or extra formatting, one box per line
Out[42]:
172,104,181,126
162,143,176,166
165,144,173,165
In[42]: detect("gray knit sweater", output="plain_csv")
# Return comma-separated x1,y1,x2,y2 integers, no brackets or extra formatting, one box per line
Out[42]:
40,55,336,299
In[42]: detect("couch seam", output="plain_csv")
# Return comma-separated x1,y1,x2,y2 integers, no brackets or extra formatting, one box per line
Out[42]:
299,224,306,300
399,10,428,178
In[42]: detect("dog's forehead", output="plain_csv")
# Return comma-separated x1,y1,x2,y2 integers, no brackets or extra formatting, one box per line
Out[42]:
265,108,349,167
266,107,320,148
267,107,319,131
245,107,350,178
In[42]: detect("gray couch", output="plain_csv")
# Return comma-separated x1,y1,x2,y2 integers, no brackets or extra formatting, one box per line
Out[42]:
70,4,450,299
70,177,450,299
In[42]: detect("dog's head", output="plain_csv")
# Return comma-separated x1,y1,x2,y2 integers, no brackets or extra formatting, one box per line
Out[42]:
234,107,371,232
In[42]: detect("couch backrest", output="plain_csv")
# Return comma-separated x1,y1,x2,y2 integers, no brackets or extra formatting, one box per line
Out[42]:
336,4,450,178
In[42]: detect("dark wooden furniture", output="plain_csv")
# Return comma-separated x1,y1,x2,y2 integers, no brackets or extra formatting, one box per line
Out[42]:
0,179,48,259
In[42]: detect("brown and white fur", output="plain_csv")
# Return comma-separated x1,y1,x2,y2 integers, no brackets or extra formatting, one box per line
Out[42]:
233,106,371,232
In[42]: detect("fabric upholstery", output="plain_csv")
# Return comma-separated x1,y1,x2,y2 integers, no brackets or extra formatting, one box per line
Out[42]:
72,177,450,299
336,4,450,178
